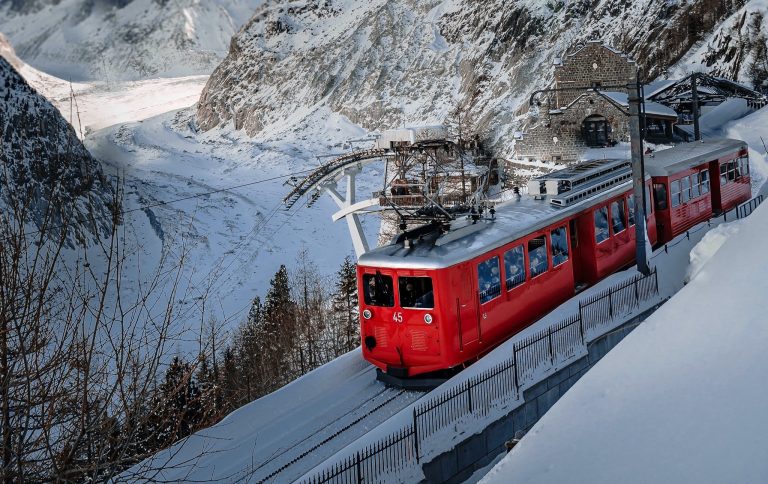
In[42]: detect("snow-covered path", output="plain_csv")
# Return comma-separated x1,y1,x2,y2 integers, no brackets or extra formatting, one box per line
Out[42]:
125,350,422,482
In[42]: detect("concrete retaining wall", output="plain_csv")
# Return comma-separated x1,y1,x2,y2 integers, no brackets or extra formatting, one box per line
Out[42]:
420,305,660,483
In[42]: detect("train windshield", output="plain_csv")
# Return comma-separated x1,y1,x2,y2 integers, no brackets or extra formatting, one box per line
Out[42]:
363,273,394,307
398,277,434,309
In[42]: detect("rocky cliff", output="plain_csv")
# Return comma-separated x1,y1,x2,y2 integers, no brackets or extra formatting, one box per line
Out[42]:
197,0,767,156
0,52,112,244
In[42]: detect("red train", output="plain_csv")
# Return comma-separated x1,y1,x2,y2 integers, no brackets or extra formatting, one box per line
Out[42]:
358,139,750,385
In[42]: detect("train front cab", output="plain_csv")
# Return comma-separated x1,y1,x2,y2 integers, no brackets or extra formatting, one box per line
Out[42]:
573,185,658,285
357,266,447,378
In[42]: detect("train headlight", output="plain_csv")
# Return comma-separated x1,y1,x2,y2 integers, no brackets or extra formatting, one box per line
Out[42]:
362,309,372,320
424,313,433,324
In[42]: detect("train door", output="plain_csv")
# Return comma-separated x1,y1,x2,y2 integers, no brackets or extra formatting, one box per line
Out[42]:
709,160,723,213
455,264,478,351
568,218,587,290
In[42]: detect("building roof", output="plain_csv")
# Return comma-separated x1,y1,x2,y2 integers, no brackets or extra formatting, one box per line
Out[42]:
644,138,747,177
600,91,679,119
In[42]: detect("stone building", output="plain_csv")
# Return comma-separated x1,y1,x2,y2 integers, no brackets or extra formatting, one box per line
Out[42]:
515,41,677,163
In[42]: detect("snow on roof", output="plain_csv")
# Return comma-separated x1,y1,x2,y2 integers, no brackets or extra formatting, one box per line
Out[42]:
481,201,768,484
600,91,678,118
644,138,746,176
644,78,678,98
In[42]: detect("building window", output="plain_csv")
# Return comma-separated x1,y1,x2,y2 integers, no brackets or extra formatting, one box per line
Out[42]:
398,277,434,309
611,199,626,234
654,184,668,210
670,180,682,208
363,273,394,307
478,256,501,303
681,176,691,203
504,246,525,290
551,226,569,267
529,236,548,278
700,170,710,194
582,115,610,147
628,194,636,226
594,206,610,243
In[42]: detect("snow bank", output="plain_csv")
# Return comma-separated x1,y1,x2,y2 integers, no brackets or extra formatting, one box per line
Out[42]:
481,202,768,484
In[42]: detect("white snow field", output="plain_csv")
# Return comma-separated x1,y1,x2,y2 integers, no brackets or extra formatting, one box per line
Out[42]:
481,200,768,484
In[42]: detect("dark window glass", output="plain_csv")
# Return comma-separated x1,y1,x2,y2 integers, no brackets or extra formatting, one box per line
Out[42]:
363,273,394,307
654,184,668,210
670,180,681,208
700,170,710,194
646,186,653,214
611,199,626,234
681,176,691,203
594,206,609,243
399,277,434,309
729,161,738,180
720,163,728,185
551,226,569,266
528,236,548,277
504,246,525,290
478,256,501,303
628,194,636,226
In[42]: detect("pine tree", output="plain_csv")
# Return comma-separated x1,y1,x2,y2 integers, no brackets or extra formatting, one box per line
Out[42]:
331,256,360,355
262,265,296,388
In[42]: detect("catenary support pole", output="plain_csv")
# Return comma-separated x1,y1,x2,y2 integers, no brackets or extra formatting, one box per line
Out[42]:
628,75,651,275
692,73,701,141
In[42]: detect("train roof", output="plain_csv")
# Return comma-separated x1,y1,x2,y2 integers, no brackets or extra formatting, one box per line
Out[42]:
360,166,636,270
360,139,746,270
644,138,747,177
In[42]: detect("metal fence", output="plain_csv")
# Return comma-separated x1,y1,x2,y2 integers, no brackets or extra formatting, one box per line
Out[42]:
303,269,659,484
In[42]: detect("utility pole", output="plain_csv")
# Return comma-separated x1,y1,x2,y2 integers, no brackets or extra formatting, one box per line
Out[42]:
628,74,651,275
691,73,701,141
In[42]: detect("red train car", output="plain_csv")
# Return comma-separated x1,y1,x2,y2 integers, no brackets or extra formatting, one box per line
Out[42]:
357,140,750,385
647,139,750,244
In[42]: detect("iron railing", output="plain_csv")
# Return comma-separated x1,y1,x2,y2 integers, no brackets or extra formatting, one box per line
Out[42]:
303,269,659,484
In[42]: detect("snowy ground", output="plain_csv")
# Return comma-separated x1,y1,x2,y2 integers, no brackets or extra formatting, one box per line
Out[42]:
480,187,768,484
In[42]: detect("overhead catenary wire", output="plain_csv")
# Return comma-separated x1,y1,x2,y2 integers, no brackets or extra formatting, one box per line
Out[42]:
0,167,319,243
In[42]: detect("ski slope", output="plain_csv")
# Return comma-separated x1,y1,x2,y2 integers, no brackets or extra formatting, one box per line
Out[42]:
480,185,768,484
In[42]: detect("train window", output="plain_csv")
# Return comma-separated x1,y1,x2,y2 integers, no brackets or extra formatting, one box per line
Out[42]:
670,180,681,208
741,156,750,176
478,256,501,303
610,199,626,234
654,184,668,210
700,170,710,194
681,176,691,203
729,160,738,181
691,173,701,198
594,206,609,243
528,236,548,277
551,226,569,266
503,246,525,290
363,273,394,307
627,194,636,226
720,163,728,185
398,277,434,309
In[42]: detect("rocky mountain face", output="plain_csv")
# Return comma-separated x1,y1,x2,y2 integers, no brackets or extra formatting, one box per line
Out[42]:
0,50,112,244
0,0,263,81
197,0,767,156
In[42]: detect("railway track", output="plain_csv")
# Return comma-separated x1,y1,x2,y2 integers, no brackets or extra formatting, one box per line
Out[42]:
239,387,420,483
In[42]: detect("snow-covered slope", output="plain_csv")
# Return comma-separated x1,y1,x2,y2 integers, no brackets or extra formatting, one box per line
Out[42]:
197,0,766,155
0,0,263,81
481,202,768,483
